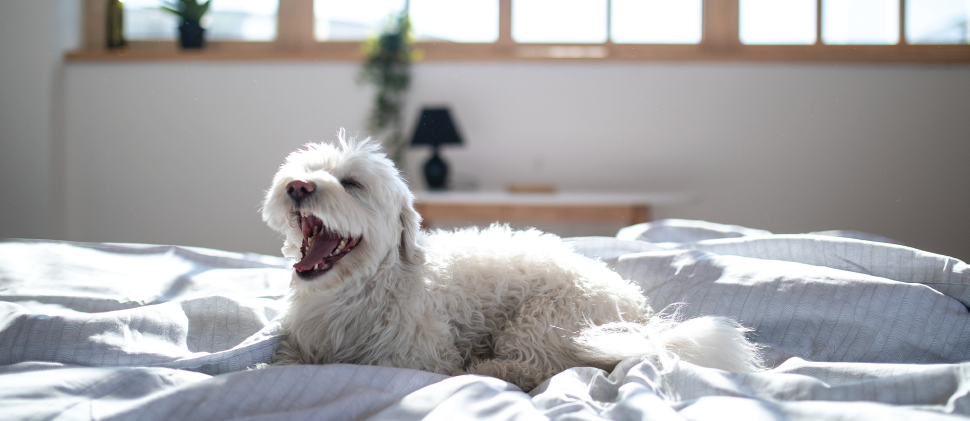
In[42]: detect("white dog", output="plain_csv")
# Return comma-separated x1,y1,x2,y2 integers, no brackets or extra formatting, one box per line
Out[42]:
262,131,761,390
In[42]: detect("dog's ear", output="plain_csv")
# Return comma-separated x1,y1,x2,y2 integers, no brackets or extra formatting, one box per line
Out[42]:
398,199,424,268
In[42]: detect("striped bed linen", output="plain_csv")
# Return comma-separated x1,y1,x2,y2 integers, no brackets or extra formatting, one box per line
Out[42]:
1,220,968,420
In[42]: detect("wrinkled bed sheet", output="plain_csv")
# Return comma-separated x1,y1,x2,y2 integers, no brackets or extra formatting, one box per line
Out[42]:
2,219,969,420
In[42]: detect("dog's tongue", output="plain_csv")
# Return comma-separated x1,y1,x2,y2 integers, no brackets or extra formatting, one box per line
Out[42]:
295,229,341,272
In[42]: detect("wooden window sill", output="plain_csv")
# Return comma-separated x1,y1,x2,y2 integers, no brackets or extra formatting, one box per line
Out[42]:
65,42,970,63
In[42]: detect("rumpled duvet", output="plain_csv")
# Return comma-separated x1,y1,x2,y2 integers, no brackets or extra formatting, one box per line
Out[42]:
2,219,969,420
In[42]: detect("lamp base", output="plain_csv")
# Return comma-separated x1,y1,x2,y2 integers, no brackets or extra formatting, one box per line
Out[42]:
424,146,448,190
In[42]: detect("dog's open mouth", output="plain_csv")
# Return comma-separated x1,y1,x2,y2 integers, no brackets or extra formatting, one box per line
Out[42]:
294,212,361,279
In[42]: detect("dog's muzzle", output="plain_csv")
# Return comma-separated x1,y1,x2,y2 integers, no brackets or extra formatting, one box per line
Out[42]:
283,179,362,279
294,212,362,279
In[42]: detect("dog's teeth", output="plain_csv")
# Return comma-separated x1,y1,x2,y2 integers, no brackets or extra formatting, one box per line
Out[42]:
313,264,319,270
329,239,347,256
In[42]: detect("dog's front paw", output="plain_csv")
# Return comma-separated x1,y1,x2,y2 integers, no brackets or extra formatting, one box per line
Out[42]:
269,337,308,366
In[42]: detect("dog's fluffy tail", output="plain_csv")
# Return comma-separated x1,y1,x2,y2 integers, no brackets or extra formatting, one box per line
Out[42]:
574,315,763,373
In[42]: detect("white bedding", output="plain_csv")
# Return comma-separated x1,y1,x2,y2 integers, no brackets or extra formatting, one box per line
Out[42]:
2,220,969,420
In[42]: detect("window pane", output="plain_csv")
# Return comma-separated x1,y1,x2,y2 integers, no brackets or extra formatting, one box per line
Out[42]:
123,0,277,41
611,0,702,44
410,0,498,42
740,0,817,45
124,0,179,40
314,0,406,41
207,0,277,41
906,0,969,44
822,0,899,44
513,0,608,43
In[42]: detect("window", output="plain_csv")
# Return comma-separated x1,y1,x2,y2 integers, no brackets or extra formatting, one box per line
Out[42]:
511,0,705,44
738,0,970,47
313,0,404,41
314,0,498,42
611,0,703,44
512,0,607,43
123,0,177,40
206,0,277,41
906,0,970,44
410,0,500,42
739,0,817,45
75,0,970,63
822,0,899,45
123,0,278,41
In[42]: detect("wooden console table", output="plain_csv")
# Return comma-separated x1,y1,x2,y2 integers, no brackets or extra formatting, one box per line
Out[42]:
413,191,695,228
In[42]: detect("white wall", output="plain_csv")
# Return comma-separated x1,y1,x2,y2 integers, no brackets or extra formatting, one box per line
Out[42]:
408,62,970,260
61,62,372,255
59,61,970,261
2,2,968,262
0,1,58,239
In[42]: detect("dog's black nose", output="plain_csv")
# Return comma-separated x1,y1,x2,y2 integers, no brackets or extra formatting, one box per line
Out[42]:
286,180,316,200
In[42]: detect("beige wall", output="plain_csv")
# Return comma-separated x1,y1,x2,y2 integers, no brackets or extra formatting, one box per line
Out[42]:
3,2,968,261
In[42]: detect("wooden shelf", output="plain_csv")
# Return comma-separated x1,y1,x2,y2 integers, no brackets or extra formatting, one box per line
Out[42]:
415,202,651,226
413,191,697,228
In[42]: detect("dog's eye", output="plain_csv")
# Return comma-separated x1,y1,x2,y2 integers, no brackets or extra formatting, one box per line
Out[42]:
340,178,363,190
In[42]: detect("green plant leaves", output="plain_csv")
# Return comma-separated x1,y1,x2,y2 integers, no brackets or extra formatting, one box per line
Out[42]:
359,12,417,167
159,0,211,24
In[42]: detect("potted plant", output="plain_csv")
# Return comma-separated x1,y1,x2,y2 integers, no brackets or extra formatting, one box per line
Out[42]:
161,0,211,48
358,11,421,167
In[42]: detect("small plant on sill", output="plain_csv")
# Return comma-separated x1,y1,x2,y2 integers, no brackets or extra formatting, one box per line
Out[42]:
160,0,211,49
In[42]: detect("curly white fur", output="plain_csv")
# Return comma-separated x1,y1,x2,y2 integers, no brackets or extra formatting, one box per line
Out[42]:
262,130,762,390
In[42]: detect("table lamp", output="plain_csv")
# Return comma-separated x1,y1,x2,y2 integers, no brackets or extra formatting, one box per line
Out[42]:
410,108,464,190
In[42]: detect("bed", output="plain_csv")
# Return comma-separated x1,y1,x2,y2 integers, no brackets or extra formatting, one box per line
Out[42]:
2,219,969,420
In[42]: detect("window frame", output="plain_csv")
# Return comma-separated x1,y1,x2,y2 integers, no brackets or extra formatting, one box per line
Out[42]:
68,0,970,63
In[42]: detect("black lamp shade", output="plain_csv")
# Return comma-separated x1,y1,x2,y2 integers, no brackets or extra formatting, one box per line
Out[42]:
411,108,463,190
411,108,463,147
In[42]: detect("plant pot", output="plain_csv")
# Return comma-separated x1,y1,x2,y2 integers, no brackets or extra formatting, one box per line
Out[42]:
179,21,205,49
